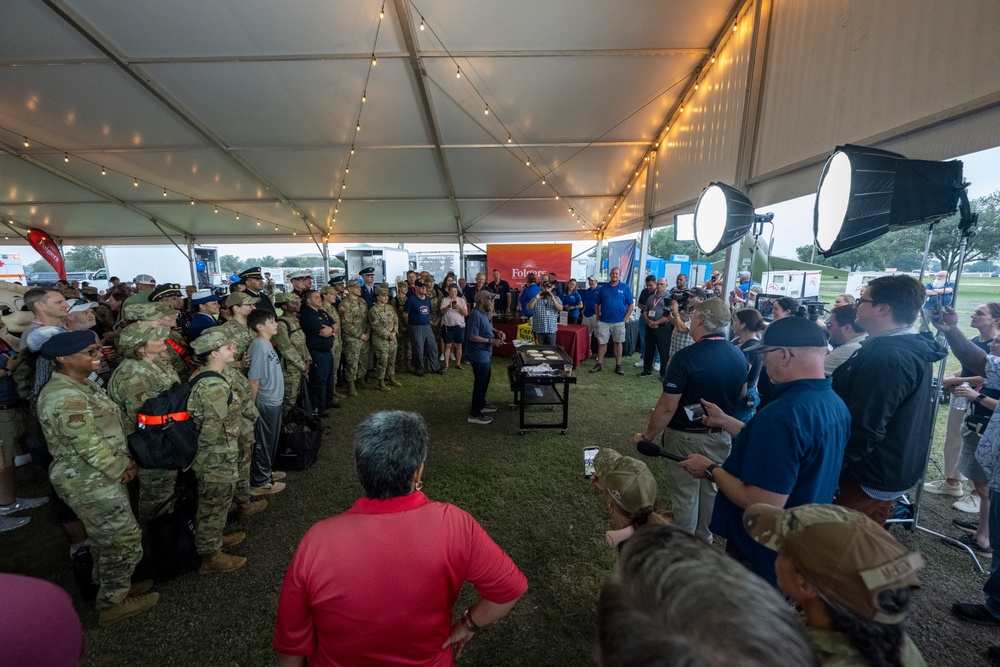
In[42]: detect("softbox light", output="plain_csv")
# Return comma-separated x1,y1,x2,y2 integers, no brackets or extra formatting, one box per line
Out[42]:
673,213,695,242
813,144,964,257
693,183,755,255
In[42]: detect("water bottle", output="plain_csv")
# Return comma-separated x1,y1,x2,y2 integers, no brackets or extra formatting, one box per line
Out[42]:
952,382,971,411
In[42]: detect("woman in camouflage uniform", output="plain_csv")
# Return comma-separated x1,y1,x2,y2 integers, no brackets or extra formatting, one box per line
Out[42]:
393,278,411,373
338,280,370,396
37,330,159,626
216,292,258,371
273,292,310,415
426,274,444,368
368,286,402,391
107,323,180,526
320,286,344,401
188,329,249,574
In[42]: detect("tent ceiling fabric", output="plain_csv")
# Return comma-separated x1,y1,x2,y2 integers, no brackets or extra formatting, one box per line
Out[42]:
1,0,998,248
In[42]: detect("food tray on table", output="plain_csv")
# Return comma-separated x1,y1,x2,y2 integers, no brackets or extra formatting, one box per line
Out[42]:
515,345,573,367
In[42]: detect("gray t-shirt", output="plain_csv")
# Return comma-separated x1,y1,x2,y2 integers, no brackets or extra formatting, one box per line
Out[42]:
248,337,284,407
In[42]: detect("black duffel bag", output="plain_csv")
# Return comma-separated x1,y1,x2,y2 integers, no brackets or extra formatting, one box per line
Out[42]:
141,471,200,581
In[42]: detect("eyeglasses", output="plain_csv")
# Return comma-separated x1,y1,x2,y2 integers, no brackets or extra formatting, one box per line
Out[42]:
857,298,875,305
759,347,784,356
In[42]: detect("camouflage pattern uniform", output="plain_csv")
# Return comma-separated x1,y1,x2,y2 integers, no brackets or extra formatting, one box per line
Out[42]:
187,369,241,555
164,330,192,381
320,291,343,395
107,356,181,524
427,276,443,366
264,278,276,300
392,286,411,371
339,293,369,383
217,319,254,370
274,311,309,415
220,363,258,505
368,295,399,380
37,372,142,611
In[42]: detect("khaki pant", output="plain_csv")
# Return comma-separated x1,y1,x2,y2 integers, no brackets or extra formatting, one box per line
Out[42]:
661,428,732,542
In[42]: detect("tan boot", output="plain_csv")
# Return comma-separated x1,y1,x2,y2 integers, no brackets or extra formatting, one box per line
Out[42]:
199,549,247,574
388,375,402,387
128,579,155,597
378,380,391,392
221,531,246,548
233,498,268,519
347,381,358,396
333,390,345,400
98,592,160,627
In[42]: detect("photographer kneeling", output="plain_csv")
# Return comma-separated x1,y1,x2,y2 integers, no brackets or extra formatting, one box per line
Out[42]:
592,449,671,552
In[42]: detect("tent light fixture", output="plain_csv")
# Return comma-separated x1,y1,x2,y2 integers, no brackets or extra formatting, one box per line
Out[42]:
64,153,69,162
419,17,425,30
101,166,106,175
22,138,29,147
133,177,139,187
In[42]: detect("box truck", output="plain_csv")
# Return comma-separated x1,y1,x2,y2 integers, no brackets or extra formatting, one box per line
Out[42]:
98,245,222,288
343,247,410,285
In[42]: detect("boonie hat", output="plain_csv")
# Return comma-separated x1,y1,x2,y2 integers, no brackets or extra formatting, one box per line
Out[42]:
375,285,390,297
593,449,657,515
319,286,336,296
744,503,924,624
225,292,260,308
346,279,360,289
273,292,299,305
191,328,232,355
747,316,827,350
119,324,170,349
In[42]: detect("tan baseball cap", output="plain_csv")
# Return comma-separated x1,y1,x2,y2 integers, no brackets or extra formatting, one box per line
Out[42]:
593,449,657,515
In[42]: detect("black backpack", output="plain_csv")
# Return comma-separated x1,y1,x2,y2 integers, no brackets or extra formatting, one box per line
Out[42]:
127,371,226,470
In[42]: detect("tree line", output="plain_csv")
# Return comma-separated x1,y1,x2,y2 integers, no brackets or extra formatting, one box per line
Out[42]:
25,249,344,277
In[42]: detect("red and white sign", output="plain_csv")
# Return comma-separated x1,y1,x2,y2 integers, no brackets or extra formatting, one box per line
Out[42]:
27,228,66,280
487,244,572,287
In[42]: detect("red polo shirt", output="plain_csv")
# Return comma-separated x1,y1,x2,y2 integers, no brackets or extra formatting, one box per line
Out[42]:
273,492,527,666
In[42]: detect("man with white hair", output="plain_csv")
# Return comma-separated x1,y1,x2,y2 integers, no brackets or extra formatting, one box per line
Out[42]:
923,270,954,312
633,298,748,541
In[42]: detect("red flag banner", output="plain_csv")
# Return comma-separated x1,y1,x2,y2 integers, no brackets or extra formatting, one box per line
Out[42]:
486,244,572,288
27,228,66,280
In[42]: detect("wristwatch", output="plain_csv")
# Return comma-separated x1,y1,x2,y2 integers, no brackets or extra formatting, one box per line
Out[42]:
974,394,985,404
705,463,721,482
462,608,482,633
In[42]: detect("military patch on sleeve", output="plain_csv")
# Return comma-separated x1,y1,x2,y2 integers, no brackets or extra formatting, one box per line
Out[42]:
64,400,89,411
66,413,87,429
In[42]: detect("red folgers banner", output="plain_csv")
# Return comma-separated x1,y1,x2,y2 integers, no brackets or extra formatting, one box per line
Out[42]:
27,228,66,280
487,244,572,287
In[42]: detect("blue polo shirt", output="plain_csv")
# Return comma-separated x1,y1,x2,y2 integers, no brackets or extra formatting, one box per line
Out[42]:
662,334,748,431
923,281,955,310
519,283,540,316
562,291,583,317
405,294,432,326
596,281,633,323
465,309,493,363
582,287,601,317
709,378,850,585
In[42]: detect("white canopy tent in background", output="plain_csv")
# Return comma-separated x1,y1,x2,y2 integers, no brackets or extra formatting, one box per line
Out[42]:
1,0,999,279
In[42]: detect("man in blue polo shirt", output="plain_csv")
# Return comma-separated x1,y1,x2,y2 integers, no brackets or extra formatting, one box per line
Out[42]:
633,298,747,541
676,317,851,584
404,279,442,377
592,267,634,375
518,273,541,317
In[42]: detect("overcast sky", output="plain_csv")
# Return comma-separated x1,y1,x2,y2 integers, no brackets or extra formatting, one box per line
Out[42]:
4,145,998,267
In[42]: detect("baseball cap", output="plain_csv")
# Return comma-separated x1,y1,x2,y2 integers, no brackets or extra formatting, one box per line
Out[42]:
739,270,752,280
273,292,299,305
224,292,260,308
133,274,156,285
39,330,96,359
119,324,170,349
149,283,182,301
746,316,827,350
744,503,924,624
191,328,232,355
474,290,494,304
593,449,658,514
65,299,98,314
691,297,730,322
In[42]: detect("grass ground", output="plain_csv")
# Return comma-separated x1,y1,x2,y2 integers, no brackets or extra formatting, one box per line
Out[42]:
3,278,1000,666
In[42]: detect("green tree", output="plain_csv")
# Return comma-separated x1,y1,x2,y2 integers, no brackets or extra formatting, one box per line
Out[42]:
26,258,52,275
219,255,244,273
890,192,1000,273
281,256,321,268
64,245,105,271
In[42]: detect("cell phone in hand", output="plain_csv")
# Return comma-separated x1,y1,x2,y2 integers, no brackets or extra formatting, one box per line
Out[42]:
683,403,705,422
584,447,599,480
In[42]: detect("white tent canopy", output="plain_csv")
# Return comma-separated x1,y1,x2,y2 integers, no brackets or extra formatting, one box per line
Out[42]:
2,0,999,250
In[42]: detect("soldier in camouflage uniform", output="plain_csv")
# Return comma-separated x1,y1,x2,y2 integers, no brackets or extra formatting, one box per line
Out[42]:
392,278,411,373
338,280,370,396
426,274,444,368
264,273,276,300
107,324,180,526
221,352,262,510
188,329,248,573
273,292,310,416
216,291,258,374
121,301,192,380
36,330,159,625
368,285,402,391
320,286,344,401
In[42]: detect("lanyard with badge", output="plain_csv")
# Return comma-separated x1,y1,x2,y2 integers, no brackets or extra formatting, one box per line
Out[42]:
648,295,665,320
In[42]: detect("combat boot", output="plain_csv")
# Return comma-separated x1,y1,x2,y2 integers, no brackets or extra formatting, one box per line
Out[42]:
221,531,246,548
347,381,358,396
127,579,155,597
98,592,160,627
388,375,402,387
232,498,268,520
378,379,391,392
199,550,247,574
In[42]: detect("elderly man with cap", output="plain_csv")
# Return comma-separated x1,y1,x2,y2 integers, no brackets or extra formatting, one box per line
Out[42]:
274,292,311,415
187,328,251,573
744,503,926,666
338,279,370,396
36,330,158,625
289,270,313,299
633,298,748,542
217,292,258,370
64,298,99,335
676,317,851,584
405,278,443,377
301,289,338,409
122,274,157,308
358,266,377,308
189,289,223,340
240,267,274,314
465,289,505,424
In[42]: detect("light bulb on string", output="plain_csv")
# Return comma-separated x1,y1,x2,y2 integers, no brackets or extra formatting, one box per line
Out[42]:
372,55,377,66
711,56,716,63
22,138,29,148
275,225,279,231
101,166,106,176
541,177,546,185
357,122,361,131
214,206,219,213
163,188,168,197
350,146,355,155
694,83,699,90
525,160,530,166
419,17,425,30
456,67,461,78
362,93,366,103
733,22,737,31
64,154,69,163
555,195,559,200
507,135,512,143
133,177,139,187
257,220,261,226
345,166,349,173
190,198,195,205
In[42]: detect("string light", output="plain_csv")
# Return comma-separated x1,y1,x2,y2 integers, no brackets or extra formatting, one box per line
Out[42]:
419,17,425,30
345,167,349,173
133,177,139,187
372,55,377,66
214,205,218,213
362,93,366,103
541,177,546,184
257,220,261,226
711,56,716,64
555,195,559,200
235,213,240,220
733,22,738,31
456,67,461,79
357,122,361,131
101,166,106,176
64,154,69,162
484,106,489,115
190,198,195,205
507,135,512,143
350,146,355,155
163,188,168,197
525,160,530,166
379,7,384,19
694,83,699,90
275,225,279,231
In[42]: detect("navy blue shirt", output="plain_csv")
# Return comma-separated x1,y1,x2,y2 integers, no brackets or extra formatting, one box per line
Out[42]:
486,280,511,313
662,334,748,431
519,284,541,316
465,309,494,364
405,294,432,326
709,378,850,585
189,312,217,340
596,281,634,323
299,305,334,351
582,287,601,317
360,283,377,308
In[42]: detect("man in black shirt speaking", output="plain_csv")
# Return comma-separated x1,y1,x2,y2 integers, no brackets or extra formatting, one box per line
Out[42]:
634,298,748,542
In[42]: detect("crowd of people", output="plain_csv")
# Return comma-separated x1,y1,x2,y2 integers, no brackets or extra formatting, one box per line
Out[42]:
3,263,997,665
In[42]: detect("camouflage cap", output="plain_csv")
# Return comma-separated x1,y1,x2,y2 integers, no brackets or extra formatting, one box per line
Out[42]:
81,286,99,296
119,323,170,349
225,292,260,308
273,291,300,305
319,285,336,296
594,450,657,515
123,301,175,322
375,285,390,297
744,503,924,624
191,327,232,355
346,279,360,289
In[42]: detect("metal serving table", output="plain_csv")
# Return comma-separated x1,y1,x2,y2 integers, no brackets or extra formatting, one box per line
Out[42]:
507,345,577,435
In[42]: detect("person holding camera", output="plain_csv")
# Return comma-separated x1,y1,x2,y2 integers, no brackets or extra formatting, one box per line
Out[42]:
676,317,850,584
667,287,707,358
527,281,563,346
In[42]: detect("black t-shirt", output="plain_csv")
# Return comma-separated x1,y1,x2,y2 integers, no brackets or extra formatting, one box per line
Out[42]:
486,280,511,312
638,287,655,309
961,335,992,377
733,337,763,388
662,334,749,431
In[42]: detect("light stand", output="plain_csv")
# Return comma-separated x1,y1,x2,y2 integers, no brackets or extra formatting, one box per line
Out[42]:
744,215,773,303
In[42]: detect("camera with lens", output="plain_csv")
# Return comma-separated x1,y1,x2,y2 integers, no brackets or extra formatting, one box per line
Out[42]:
671,289,693,310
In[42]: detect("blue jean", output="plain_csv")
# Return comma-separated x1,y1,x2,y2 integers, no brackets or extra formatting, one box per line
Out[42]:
308,349,334,407
985,489,1000,618
470,360,492,417
536,332,556,346
410,324,440,372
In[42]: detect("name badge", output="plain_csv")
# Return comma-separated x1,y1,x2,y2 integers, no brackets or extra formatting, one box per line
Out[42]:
648,310,657,318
